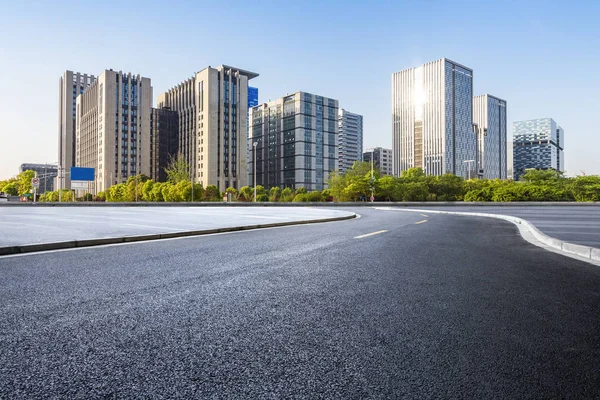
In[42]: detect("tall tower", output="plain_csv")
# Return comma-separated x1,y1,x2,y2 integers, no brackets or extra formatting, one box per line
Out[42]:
158,65,258,190
338,109,363,174
392,58,476,178
58,71,95,189
473,95,507,179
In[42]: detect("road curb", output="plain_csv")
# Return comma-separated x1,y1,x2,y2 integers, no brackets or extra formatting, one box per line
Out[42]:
376,207,600,265
0,213,356,256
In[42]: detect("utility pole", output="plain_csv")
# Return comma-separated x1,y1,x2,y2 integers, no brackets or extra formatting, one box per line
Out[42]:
253,141,258,202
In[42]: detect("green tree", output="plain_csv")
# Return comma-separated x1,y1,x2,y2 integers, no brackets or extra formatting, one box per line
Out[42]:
321,188,332,201
280,187,294,202
295,187,307,195
292,193,308,202
401,167,426,181
306,191,323,202
2,182,18,196
150,182,165,202
239,186,253,202
268,187,281,202
204,185,220,201
521,169,563,183
225,187,239,201
375,175,398,201
17,170,36,195
164,154,190,184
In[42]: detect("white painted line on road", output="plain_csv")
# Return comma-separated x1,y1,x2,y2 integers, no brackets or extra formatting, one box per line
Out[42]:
420,214,429,218
415,220,428,225
354,230,388,239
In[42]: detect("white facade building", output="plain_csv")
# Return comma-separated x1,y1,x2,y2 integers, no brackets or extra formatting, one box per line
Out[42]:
158,65,258,190
338,109,363,173
76,70,153,193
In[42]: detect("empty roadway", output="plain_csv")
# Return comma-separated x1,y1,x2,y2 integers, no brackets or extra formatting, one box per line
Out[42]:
1,208,600,398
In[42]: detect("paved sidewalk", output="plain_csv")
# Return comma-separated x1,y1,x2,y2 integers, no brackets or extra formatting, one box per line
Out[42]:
0,207,354,247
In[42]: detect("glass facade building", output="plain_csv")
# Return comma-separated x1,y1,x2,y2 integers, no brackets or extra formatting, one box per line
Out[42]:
150,107,179,182
473,95,507,179
338,109,363,173
392,58,476,178
248,92,338,191
513,118,564,181
19,163,58,194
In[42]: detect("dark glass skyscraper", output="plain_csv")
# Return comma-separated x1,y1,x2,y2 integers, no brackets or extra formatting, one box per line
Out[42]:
150,107,179,182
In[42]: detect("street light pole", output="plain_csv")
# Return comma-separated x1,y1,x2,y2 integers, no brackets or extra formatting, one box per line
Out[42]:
253,141,258,202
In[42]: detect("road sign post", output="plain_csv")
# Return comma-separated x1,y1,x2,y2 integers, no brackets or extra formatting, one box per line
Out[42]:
32,177,40,203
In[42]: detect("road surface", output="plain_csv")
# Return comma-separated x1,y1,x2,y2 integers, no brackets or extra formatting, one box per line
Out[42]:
1,208,599,398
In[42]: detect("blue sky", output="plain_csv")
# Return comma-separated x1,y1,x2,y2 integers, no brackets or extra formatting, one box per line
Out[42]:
1,0,599,179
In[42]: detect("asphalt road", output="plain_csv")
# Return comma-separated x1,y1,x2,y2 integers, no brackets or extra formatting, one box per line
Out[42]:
1,208,600,398
0,207,353,246
411,205,600,248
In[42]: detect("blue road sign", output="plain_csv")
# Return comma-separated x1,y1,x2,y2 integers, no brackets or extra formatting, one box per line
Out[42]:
70,167,95,181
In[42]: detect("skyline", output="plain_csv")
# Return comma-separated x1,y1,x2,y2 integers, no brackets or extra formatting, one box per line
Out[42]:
1,0,599,179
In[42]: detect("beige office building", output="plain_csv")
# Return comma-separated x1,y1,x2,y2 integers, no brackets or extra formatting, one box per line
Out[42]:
58,71,96,189
76,70,152,193
158,65,258,190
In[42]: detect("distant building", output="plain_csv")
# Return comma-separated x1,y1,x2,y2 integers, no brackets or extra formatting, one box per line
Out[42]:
473,95,507,179
249,92,338,191
76,70,153,193
158,65,258,190
392,58,476,178
58,71,96,189
19,163,58,193
363,147,393,176
513,118,564,181
338,109,363,174
150,107,179,182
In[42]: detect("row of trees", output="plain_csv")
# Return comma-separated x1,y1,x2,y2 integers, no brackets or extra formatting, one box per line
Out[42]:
33,157,600,203
0,170,35,196
328,162,600,202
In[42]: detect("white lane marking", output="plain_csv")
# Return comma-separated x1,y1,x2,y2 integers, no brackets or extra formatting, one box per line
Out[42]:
354,230,388,239
420,214,429,218
415,220,428,225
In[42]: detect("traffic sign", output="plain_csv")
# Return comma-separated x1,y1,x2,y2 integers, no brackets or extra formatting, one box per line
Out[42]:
32,177,40,188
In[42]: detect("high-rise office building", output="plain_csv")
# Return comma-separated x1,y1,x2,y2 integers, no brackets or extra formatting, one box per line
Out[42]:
473,95,507,179
363,147,393,176
76,70,153,192
158,65,258,190
338,109,363,173
58,71,95,189
248,92,338,191
392,58,476,178
246,86,259,183
150,107,179,182
513,118,564,181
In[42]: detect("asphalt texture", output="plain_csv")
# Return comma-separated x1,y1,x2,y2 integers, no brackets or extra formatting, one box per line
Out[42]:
1,208,600,398
415,205,600,248
0,207,353,246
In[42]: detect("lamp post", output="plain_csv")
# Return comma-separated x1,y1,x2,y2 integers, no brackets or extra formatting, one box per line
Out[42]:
463,159,475,180
253,141,258,202
365,148,376,202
